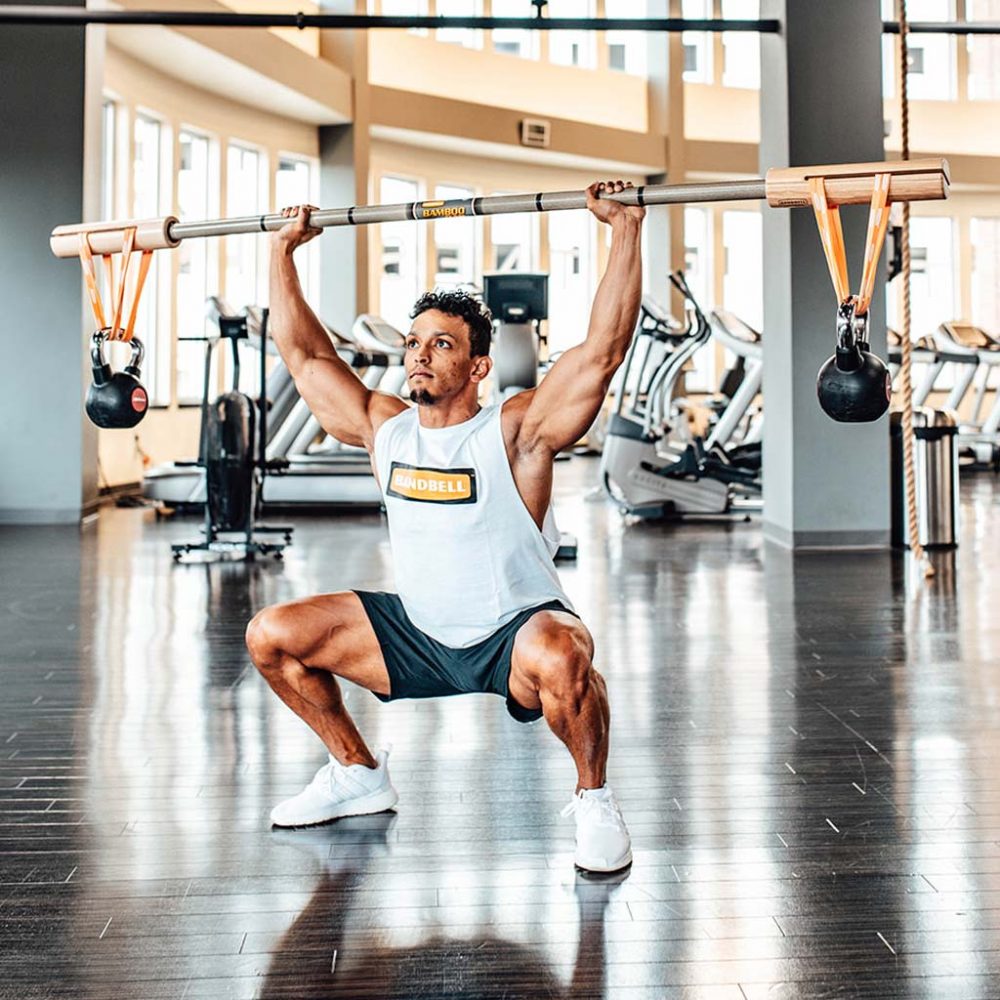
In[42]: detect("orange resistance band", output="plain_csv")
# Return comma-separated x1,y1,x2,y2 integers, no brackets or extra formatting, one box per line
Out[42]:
856,173,891,316
76,230,154,342
809,177,850,305
810,173,893,316
78,234,107,331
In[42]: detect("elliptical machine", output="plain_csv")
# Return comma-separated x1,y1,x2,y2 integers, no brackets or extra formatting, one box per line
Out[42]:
600,271,761,518
172,308,293,562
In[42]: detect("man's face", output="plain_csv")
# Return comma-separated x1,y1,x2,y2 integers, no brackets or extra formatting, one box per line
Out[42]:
404,309,488,405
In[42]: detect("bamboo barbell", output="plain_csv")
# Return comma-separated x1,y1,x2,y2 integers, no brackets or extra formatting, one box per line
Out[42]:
50,158,950,259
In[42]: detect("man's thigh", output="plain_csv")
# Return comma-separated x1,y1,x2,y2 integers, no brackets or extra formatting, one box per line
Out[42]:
508,609,594,712
268,590,391,696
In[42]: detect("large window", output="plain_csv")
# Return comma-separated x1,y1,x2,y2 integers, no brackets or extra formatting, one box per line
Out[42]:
722,210,763,337
880,0,897,98
133,113,170,405
968,0,1000,100
491,0,537,58
226,144,268,396
548,0,595,68
225,144,267,314
547,211,594,356
684,207,715,391
437,0,481,48
433,184,479,289
971,219,1000,334
887,217,957,336
721,0,760,90
902,0,956,101
682,0,712,84
379,176,423,332
490,200,537,272
276,155,319,304
176,130,217,403
605,0,646,76
101,100,117,220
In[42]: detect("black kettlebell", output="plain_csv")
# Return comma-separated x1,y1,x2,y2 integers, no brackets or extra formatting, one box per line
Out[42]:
85,330,149,429
816,299,891,423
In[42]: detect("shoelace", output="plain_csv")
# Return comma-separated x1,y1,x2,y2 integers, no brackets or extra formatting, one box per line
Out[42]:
319,750,389,797
561,793,627,831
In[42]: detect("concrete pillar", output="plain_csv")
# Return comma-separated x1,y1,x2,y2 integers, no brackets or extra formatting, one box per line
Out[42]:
318,0,371,334
644,0,684,311
0,3,102,524
760,0,890,548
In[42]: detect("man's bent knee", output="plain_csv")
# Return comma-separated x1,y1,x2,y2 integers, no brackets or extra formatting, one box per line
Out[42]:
246,607,286,672
246,601,328,668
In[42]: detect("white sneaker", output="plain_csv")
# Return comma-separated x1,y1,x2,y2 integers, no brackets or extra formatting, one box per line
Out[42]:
561,785,632,873
270,748,398,828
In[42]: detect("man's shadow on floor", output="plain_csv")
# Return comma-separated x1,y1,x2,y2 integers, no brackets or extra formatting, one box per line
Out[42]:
259,813,625,999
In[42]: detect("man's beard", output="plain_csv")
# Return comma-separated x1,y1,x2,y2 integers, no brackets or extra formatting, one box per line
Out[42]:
409,387,439,406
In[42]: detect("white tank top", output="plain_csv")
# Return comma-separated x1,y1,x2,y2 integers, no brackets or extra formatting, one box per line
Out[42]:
373,403,572,648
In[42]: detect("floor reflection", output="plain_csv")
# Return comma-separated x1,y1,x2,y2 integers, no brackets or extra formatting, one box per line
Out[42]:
6,467,1000,998
259,815,623,1000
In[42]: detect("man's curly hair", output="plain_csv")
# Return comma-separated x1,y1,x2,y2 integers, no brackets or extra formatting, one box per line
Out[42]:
410,289,493,358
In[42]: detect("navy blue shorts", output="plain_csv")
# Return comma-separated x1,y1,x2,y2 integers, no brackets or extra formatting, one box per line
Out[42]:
354,591,577,723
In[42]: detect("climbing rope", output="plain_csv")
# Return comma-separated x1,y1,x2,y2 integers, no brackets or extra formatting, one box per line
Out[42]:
897,0,935,578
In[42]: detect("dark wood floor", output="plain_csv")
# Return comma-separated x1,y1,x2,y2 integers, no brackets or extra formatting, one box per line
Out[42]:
2,458,999,999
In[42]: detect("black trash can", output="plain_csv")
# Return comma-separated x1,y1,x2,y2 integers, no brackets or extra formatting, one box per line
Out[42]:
890,407,959,549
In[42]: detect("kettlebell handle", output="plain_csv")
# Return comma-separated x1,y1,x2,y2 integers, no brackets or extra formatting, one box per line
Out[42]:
90,329,145,383
834,298,867,374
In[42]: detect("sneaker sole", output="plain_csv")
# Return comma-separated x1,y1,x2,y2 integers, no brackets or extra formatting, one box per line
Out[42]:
574,849,633,874
270,787,399,829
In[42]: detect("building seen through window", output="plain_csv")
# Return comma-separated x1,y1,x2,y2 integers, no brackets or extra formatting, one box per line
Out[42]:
491,0,537,58
433,184,479,289
225,143,267,396
605,0,647,76
681,0,712,83
547,0,596,68
721,0,760,89
379,176,423,332
133,113,169,405
176,131,215,403
968,0,1000,99
490,203,536,272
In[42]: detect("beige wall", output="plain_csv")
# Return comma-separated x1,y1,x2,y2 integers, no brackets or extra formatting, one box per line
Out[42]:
368,30,649,132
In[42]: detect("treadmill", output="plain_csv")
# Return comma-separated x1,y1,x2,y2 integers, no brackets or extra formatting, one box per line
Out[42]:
885,327,975,407
285,313,406,461
932,321,999,464
144,300,385,507
261,314,408,506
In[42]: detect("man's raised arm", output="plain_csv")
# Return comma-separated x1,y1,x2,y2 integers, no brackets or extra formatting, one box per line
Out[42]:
269,206,405,450
512,181,645,457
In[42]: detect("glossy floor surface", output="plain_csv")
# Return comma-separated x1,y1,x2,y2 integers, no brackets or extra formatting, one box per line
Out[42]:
2,459,999,999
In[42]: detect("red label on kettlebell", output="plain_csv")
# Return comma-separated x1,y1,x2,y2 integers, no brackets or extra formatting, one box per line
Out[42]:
131,387,148,412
